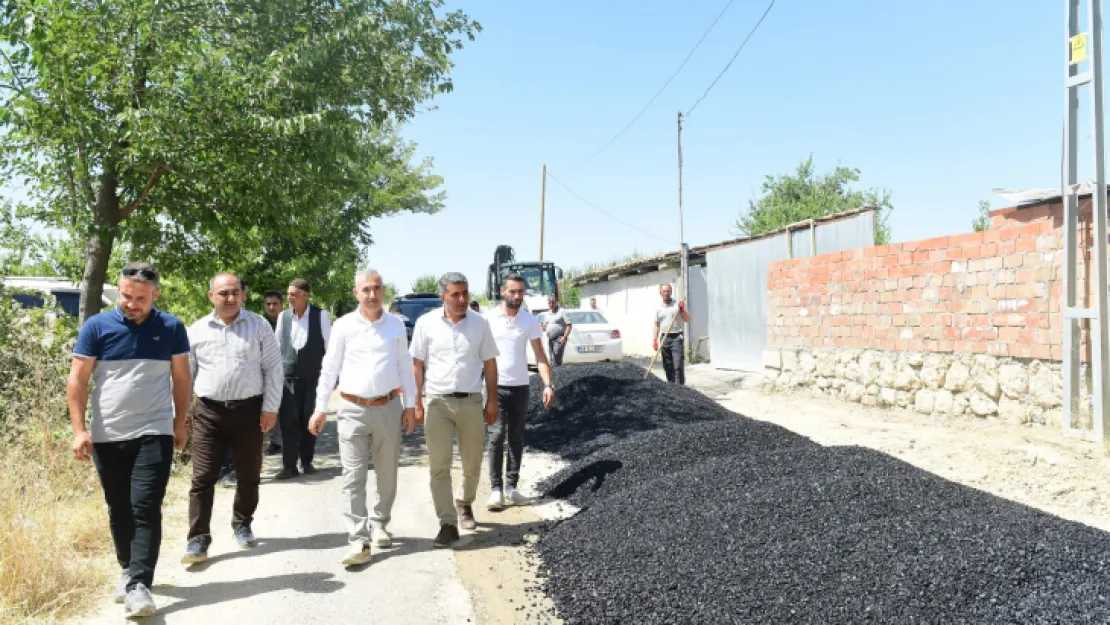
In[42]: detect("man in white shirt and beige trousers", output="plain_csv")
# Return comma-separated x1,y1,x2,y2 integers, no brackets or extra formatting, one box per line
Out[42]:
410,272,500,549
308,267,417,566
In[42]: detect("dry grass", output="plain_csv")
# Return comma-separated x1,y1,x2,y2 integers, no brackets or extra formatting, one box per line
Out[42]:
0,298,115,623
0,434,114,624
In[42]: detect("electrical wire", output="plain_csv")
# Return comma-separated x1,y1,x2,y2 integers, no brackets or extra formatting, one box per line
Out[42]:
545,170,678,245
576,0,739,167
685,0,776,118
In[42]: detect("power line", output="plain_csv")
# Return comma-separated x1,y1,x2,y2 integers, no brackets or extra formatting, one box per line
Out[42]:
576,0,739,167
545,170,677,245
685,0,776,118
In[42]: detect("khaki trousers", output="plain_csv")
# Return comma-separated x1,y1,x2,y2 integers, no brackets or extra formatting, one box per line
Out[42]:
337,396,402,546
424,394,486,526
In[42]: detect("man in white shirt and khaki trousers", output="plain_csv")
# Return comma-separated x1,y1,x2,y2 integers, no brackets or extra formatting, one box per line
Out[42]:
308,267,417,566
410,272,500,549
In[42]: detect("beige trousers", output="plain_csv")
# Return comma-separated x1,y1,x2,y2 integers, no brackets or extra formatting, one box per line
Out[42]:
337,396,402,546
423,394,486,526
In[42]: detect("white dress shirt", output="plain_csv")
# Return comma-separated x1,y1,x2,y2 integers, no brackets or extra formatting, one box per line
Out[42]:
188,310,284,413
275,304,332,351
485,305,542,387
410,309,499,396
314,309,417,412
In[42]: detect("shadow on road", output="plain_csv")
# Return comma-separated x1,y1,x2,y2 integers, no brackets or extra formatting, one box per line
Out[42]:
150,572,345,619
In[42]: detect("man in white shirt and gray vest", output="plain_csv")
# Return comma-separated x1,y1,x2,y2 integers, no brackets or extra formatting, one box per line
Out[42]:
307,266,417,566
410,272,500,548
275,278,331,479
484,273,554,511
182,273,283,564
653,283,691,385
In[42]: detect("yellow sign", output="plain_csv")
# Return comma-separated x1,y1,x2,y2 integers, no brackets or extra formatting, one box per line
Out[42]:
1071,33,1088,65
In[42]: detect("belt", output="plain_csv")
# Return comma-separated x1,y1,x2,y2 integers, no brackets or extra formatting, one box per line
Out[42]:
429,392,481,399
200,395,262,410
340,389,399,407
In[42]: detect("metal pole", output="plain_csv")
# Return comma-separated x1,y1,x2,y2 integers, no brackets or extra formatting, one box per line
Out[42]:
1064,0,1081,433
1088,0,1110,445
539,163,547,261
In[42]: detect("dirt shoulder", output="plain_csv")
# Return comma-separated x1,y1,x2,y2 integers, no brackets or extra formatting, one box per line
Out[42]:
454,451,566,625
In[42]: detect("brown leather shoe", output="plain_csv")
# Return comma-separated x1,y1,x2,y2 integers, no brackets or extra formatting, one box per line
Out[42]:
456,503,477,530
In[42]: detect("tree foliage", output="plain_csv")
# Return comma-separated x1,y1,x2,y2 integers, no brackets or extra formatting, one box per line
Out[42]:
735,156,893,245
411,274,438,293
0,0,479,323
972,200,991,232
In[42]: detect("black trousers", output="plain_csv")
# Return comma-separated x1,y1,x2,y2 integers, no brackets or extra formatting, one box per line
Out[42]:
279,377,319,471
661,334,685,385
488,385,530,490
92,435,174,591
549,336,566,366
189,396,264,539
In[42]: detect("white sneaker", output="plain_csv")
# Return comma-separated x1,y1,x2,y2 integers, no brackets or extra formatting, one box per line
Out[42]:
123,583,156,618
486,489,504,511
504,488,530,506
340,543,371,566
373,530,392,548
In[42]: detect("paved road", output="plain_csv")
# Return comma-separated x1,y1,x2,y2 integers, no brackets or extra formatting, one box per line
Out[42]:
82,394,477,625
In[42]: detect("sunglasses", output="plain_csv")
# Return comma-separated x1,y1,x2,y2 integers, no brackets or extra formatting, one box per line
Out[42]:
122,267,159,281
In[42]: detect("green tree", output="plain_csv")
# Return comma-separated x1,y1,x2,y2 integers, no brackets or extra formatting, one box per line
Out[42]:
735,155,893,244
972,200,992,232
0,0,479,323
411,274,438,293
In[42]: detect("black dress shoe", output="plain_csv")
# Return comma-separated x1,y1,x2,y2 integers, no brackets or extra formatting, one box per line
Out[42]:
302,463,317,475
264,444,282,456
275,468,299,480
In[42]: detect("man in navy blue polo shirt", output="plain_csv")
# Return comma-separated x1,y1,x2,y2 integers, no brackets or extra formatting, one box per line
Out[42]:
67,261,192,619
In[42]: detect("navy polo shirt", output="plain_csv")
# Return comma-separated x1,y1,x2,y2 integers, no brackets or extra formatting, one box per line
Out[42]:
74,306,190,442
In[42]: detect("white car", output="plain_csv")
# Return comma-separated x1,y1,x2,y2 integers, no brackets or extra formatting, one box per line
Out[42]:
529,309,623,365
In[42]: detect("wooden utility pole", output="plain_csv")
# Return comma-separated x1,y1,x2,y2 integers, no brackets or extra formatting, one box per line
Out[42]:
539,163,547,261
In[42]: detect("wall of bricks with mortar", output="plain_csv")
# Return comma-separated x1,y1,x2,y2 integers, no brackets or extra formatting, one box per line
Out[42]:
766,197,1104,362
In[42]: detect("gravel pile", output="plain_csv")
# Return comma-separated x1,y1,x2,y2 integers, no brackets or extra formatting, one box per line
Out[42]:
526,362,730,460
529,363,1110,624
539,418,814,507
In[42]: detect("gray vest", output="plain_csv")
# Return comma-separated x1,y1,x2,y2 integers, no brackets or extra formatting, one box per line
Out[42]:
281,306,326,381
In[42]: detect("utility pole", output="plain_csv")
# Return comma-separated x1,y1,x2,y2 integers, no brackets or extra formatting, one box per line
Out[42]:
677,111,690,360
539,163,547,261
677,112,688,302
1063,0,1110,445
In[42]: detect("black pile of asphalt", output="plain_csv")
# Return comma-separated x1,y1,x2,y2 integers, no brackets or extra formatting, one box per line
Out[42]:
525,362,736,461
527,363,1110,624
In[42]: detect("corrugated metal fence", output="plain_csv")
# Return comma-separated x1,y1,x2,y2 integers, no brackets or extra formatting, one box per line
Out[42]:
707,211,877,370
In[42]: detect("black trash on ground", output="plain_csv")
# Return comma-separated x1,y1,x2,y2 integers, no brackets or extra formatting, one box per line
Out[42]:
528,363,1110,624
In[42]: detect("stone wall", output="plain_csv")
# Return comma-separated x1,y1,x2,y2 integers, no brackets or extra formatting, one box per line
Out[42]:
765,348,1086,427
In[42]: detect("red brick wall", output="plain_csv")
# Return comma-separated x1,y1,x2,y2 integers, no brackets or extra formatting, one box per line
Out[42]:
766,216,1093,362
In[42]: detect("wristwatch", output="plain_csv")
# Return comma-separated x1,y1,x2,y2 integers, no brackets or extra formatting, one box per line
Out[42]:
545,384,555,390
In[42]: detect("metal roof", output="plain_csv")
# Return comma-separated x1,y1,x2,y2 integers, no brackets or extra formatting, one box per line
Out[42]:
566,207,879,286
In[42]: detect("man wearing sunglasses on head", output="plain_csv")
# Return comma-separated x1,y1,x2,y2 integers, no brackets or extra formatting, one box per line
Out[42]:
67,262,191,619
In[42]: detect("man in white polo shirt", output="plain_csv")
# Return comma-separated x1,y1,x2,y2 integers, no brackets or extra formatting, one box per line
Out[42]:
410,272,499,549
308,266,417,566
484,273,554,511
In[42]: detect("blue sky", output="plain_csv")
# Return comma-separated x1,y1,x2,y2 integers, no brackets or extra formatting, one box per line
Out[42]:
371,0,1073,296
3,1,1081,298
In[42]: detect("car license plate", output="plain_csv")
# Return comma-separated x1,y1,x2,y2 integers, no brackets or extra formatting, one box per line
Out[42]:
578,345,603,353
